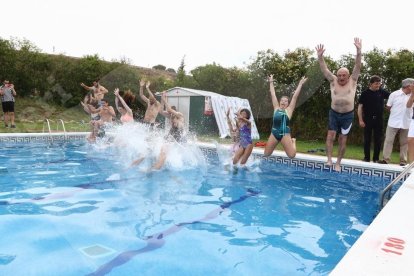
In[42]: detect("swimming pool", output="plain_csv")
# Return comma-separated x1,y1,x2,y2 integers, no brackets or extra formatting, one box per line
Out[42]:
0,139,388,275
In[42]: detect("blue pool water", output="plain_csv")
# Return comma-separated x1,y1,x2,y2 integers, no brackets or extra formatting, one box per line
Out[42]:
0,141,387,275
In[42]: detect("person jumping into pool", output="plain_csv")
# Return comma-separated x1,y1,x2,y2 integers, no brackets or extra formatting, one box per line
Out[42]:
130,92,186,170
232,108,253,167
81,99,116,142
80,78,108,105
151,92,187,170
114,88,134,123
263,74,308,159
139,79,161,128
316,38,362,172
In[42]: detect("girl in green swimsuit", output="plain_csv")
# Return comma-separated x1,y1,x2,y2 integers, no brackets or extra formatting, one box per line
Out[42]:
263,74,307,159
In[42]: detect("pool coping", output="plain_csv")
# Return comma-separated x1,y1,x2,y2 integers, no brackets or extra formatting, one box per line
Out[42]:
1,133,411,274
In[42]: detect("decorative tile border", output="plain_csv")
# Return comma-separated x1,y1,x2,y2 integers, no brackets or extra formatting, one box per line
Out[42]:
199,145,404,180
0,132,88,143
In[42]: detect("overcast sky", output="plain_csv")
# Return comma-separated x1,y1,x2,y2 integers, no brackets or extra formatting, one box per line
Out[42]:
2,0,413,71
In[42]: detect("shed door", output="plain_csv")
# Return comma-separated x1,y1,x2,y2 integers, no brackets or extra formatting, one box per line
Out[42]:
166,96,190,131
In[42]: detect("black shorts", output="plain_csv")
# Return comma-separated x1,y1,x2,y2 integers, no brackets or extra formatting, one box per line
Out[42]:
328,109,354,135
2,101,14,113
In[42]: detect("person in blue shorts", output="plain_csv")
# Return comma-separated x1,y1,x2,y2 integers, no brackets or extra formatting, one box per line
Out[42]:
316,38,362,171
263,74,307,158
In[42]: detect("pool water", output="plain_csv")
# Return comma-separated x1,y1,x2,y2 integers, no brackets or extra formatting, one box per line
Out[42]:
0,141,387,275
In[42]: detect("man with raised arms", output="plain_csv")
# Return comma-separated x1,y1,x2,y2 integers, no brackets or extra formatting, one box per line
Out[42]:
316,38,362,172
139,79,161,126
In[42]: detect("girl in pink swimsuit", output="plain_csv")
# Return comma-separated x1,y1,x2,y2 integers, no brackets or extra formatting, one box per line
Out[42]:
114,88,134,123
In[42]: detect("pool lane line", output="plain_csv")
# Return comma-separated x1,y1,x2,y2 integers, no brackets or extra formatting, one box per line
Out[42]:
0,175,145,206
87,188,260,276
2,156,114,171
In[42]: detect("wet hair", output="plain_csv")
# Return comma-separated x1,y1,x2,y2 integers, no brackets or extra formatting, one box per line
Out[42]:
171,106,177,111
240,108,251,120
402,78,414,88
123,89,136,106
369,75,382,84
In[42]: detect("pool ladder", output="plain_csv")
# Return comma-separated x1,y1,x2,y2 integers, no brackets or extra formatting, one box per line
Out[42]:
42,119,67,139
379,162,414,210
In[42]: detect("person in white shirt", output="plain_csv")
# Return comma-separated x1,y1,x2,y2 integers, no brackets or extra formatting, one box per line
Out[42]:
378,78,414,165
405,82,414,163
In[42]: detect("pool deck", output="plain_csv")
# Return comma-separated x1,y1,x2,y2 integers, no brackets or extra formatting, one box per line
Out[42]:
1,134,412,274
331,172,414,275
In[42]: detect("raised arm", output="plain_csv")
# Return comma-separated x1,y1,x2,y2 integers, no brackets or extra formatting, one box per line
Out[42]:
146,81,158,103
316,44,335,82
268,74,279,109
351,37,362,81
114,88,133,115
80,83,94,91
226,107,236,132
159,92,170,117
287,77,307,116
81,101,100,114
139,79,149,104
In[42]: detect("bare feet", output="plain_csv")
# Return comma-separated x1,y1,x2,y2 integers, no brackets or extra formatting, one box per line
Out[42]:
334,163,341,172
326,160,333,166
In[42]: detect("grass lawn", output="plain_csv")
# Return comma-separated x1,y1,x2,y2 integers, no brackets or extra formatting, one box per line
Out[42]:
0,97,403,165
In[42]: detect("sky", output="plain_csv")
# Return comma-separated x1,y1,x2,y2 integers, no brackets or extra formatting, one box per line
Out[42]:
2,0,414,72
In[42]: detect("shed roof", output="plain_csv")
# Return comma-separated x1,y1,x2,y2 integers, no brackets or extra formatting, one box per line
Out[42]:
165,87,225,97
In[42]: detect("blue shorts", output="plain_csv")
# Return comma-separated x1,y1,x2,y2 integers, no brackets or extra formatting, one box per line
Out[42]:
328,109,354,135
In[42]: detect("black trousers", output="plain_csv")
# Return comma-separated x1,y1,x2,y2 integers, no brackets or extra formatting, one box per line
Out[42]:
363,116,383,161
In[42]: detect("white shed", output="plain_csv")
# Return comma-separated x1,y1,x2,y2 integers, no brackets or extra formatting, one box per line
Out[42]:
163,87,259,139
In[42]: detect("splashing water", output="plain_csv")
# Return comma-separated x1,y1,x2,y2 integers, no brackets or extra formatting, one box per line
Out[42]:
91,123,207,172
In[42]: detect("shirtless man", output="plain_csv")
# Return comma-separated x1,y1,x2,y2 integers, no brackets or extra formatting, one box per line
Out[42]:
151,92,186,170
316,38,362,171
81,99,116,142
130,92,185,170
139,79,161,126
81,79,109,104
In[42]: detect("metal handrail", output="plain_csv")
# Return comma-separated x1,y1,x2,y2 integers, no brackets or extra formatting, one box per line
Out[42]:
379,162,414,210
42,119,51,135
56,119,67,139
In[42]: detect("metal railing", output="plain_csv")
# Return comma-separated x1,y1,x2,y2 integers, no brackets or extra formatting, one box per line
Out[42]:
42,119,52,135
57,119,67,139
42,119,67,138
379,162,414,210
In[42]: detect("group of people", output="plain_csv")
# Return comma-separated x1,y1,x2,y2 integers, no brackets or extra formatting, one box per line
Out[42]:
228,37,414,172
4,37,414,172
80,78,186,170
357,76,414,166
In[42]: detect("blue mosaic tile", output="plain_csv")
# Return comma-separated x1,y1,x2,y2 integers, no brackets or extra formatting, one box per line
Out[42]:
200,146,401,180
